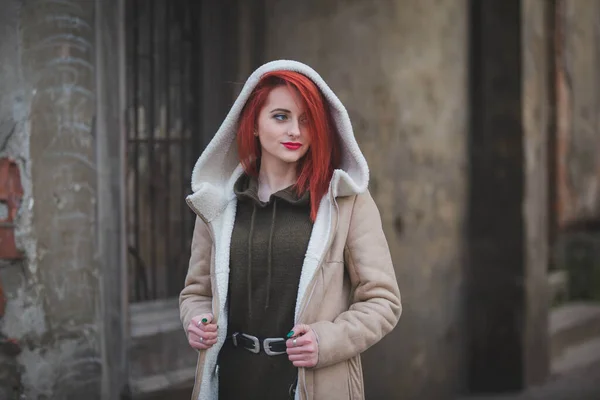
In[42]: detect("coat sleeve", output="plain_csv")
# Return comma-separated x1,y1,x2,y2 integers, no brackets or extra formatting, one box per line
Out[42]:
310,191,402,368
179,216,214,338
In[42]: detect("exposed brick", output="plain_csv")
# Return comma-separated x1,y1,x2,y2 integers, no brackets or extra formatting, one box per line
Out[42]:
0,158,24,260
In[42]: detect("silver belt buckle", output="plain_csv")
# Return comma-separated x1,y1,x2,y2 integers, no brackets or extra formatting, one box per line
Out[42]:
264,338,286,356
240,333,260,354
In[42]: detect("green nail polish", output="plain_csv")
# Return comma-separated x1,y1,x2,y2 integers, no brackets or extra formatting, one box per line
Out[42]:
201,318,208,324
286,330,294,338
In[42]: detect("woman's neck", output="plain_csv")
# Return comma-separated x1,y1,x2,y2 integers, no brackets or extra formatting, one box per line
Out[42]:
257,156,298,202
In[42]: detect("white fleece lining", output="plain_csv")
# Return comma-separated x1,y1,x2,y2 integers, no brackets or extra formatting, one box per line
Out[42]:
196,199,236,400
186,60,371,400
294,193,332,320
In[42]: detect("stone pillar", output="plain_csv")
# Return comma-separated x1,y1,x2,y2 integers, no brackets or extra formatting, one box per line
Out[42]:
17,0,101,398
467,0,550,392
264,0,469,398
522,0,552,388
95,0,128,398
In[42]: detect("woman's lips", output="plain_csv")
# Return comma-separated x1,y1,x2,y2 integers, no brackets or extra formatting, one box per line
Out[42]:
282,142,302,150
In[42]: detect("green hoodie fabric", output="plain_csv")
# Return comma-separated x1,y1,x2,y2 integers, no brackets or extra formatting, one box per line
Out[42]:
218,173,314,399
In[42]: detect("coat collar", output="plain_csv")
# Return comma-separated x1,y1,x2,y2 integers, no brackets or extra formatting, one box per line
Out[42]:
188,167,356,224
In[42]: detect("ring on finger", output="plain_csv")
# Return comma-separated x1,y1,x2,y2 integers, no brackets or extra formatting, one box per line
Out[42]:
293,338,297,347
200,337,204,343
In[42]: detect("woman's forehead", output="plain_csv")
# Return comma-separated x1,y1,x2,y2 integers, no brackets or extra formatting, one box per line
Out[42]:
264,86,305,112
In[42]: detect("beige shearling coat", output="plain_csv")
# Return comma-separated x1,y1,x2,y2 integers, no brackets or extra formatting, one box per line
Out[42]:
180,60,402,400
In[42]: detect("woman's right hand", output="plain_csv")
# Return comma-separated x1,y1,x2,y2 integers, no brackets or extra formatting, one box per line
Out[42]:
187,313,217,350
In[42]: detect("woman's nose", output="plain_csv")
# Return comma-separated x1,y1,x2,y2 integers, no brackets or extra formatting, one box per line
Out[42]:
288,119,301,137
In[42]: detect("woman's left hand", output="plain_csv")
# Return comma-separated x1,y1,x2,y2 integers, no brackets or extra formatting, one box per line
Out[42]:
286,324,319,368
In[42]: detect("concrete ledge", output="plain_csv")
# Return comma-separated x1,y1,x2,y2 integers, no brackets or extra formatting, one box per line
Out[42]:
550,302,600,360
130,297,181,338
130,366,196,399
129,297,197,381
552,337,600,376
458,358,600,400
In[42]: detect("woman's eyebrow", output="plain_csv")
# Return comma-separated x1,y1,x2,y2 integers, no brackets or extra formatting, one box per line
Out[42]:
269,108,291,113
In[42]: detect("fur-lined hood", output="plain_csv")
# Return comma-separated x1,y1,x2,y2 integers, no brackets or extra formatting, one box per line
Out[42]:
186,60,370,222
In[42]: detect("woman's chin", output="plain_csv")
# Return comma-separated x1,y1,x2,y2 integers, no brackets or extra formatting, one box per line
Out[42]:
273,153,305,165
262,148,308,166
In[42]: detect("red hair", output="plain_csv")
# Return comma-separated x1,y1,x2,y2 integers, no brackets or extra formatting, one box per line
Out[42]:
237,71,341,221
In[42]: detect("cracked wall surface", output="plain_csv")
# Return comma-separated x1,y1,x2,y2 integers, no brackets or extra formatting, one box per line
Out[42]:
0,0,102,398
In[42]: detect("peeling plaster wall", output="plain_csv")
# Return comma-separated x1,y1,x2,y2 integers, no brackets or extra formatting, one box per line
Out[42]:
0,0,102,398
264,0,469,398
0,0,39,398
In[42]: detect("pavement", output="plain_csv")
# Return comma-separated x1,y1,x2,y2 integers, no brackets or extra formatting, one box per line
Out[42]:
138,362,600,400
460,361,600,400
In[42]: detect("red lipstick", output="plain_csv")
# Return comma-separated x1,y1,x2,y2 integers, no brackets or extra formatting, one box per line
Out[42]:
282,142,302,150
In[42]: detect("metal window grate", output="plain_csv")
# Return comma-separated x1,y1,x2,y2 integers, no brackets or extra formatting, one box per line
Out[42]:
125,0,203,302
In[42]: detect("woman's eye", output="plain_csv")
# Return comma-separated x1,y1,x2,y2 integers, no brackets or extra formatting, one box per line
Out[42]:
274,114,288,121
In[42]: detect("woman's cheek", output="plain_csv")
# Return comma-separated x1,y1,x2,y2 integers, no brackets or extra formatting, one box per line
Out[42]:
301,145,310,158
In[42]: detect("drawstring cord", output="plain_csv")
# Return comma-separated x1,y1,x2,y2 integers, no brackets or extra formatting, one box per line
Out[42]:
247,203,257,317
247,198,278,314
265,198,277,309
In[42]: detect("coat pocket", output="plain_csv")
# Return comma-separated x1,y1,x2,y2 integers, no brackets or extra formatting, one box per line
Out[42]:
313,361,350,399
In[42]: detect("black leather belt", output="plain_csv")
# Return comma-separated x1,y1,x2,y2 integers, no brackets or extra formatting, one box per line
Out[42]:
229,332,287,356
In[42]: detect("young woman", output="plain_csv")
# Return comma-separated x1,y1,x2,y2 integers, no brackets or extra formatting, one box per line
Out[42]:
180,60,401,400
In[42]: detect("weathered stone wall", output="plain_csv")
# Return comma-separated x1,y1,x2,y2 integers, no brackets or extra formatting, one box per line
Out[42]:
0,0,103,398
556,0,600,225
264,0,469,398
522,0,552,387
